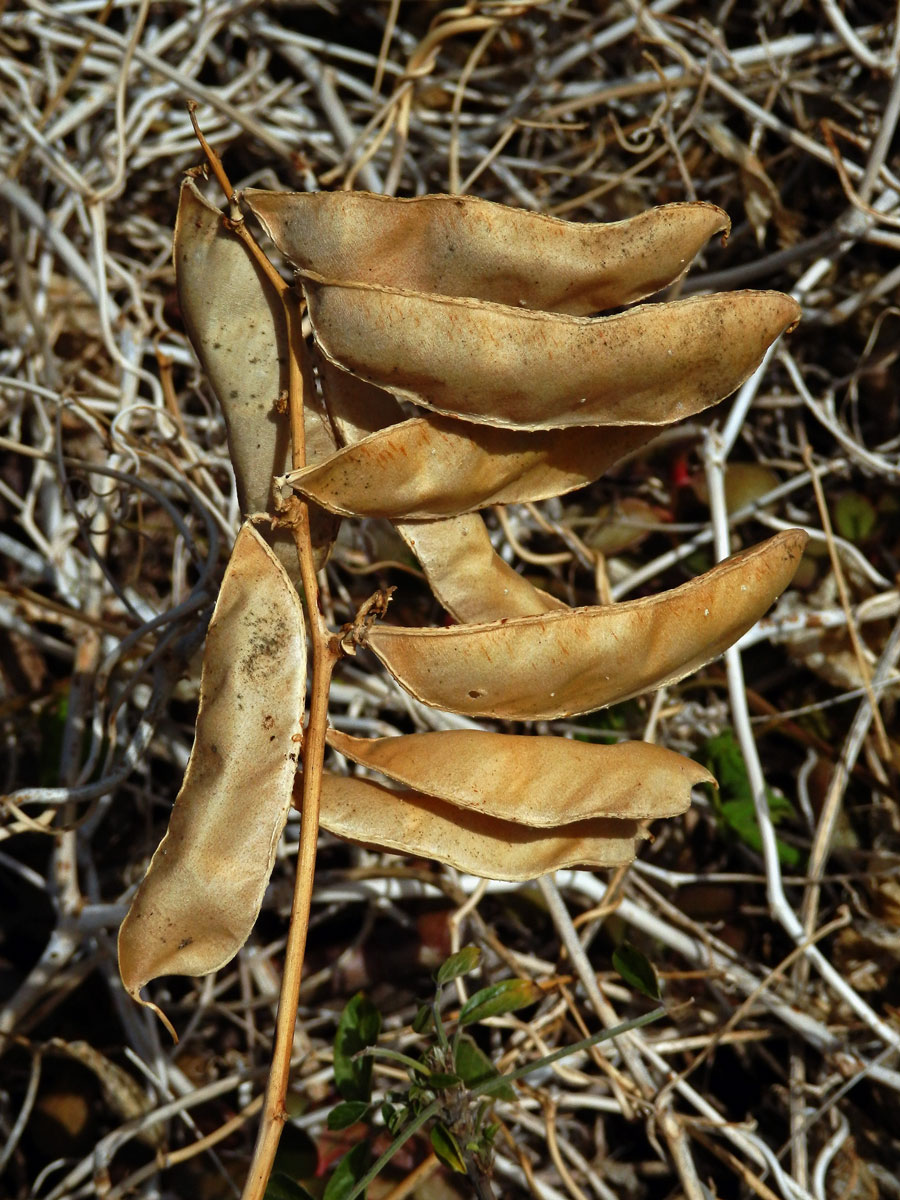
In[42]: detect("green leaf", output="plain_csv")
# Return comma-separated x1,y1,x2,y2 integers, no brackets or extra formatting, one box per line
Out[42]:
430,1123,466,1174
454,1035,515,1101
323,1143,371,1200
703,729,802,868
412,1003,434,1035
835,492,876,542
328,1100,370,1131
381,1100,405,1135
426,1071,461,1090
408,1081,433,1108
334,993,382,1102
458,978,542,1027
265,1174,316,1200
720,798,802,867
612,942,660,1000
436,945,481,984
703,729,749,800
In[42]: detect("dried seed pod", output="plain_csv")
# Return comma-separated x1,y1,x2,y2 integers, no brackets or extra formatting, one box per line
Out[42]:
365,530,808,720
118,524,307,1037
327,730,714,824
316,352,405,443
175,179,339,569
286,414,656,519
245,189,729,314
313,357,564,619
313,774,643,881
300,273,801,430
396,514,566,622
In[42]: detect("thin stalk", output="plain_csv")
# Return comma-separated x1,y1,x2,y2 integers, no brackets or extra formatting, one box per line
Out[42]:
468,1005,665,1097
240,232,341,1200
242,601,337,1199
345,1099,442,1200
187,109,339,1200
465,1159,496,1200
366,1047,430,1075
432,999,449,1052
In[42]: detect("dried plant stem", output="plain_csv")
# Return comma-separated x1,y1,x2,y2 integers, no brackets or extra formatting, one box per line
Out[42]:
243,589,337,1200
188,109,340,1200
242,243,341,1200
240,318,341,1200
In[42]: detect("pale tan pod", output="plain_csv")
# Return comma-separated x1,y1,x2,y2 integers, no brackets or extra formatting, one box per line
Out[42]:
174,179,339,569
301,274,801,430
314,358,565,620
118,524,307,1037
365,530,808,720
245,189,729,314
395,514,566,622
327,730,714,824
314,774,642,881
286,414,656,518
316,353,405,444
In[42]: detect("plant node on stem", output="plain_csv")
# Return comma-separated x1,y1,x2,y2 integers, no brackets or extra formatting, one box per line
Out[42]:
340,586,397,655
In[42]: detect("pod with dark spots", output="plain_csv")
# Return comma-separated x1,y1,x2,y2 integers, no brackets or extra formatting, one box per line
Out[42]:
245,189,729,314
174,179,339,571
364,530,808,721
300,274,801,431
118,524,307,1037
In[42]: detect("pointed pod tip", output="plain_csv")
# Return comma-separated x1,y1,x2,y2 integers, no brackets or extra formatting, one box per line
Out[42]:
739,528,809,605
690,760,718,790
119,959,179,1042
778,527,810,560
118,935,177,1041
137,992,179,1043
725,289,801,348
781,295,802,335
713,203,732,247
174,175,222,236
761,290,802,337
658,200,729,249
690,200,730,243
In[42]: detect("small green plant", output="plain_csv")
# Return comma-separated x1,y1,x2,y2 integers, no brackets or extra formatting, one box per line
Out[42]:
612,941,661,1001
270,947,664,1199
703,729,803,868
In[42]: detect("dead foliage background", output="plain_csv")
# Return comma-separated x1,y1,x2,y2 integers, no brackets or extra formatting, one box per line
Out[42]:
1,2,899,1198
